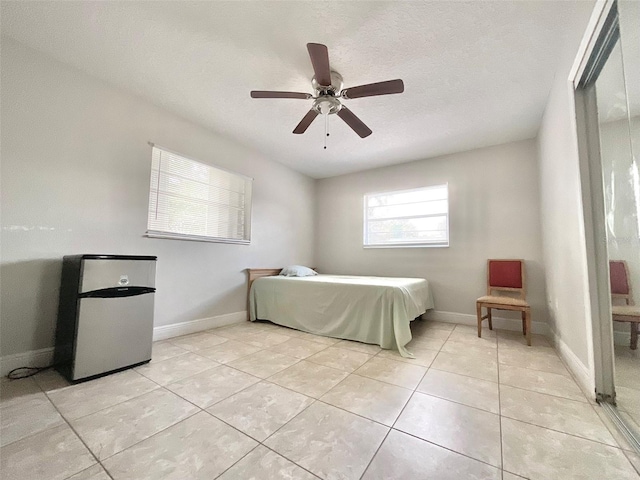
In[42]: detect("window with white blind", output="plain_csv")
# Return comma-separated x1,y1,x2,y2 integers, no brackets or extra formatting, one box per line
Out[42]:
364,185,449,247
146,145,252,244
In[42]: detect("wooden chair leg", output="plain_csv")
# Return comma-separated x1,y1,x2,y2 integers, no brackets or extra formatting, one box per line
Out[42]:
631,323,638,350
521,310,526,336
487,308,493,330
525,309,532,346
476,303,482,338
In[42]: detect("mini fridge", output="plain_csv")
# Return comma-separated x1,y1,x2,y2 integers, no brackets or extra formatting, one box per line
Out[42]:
54,254,157,382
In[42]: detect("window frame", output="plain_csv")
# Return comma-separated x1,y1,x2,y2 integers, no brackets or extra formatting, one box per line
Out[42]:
145,144,253,245
363,184,450,249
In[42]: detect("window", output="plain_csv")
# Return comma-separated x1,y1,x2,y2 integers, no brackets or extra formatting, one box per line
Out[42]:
363,185,449,248
146,145,252,244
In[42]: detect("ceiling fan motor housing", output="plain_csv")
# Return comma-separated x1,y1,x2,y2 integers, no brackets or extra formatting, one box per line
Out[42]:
312,70,343,95
312,70,343,115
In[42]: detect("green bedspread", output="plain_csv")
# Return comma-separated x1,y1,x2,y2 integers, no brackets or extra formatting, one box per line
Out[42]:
249,274,434,358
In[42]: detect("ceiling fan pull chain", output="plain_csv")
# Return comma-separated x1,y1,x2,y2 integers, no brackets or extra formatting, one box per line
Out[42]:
324,114,328,150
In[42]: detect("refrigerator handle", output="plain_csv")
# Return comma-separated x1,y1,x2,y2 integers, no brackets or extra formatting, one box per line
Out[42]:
79,286,156,298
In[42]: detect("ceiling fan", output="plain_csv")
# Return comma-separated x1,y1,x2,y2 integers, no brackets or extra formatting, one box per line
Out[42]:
250,43,404,139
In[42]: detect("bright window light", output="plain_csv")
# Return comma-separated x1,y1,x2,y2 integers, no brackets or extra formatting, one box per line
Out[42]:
363,185,449,248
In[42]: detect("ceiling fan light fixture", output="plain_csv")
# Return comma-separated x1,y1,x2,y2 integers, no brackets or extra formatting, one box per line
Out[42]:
313,96,342,115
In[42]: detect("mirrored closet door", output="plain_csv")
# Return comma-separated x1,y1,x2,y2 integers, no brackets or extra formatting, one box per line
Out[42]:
587,0,639,442
606,0,640,435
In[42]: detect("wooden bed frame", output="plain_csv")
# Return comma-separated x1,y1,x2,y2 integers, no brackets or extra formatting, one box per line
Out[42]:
246,268,316,320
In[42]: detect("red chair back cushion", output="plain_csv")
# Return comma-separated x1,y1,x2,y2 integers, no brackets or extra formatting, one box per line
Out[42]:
610,261,630,295
489,260,522,289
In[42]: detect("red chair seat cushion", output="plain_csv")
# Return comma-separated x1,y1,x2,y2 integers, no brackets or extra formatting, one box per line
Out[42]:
477,295,529,307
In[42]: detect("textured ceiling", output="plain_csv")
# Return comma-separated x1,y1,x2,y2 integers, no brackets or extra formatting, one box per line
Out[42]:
1,1,595,178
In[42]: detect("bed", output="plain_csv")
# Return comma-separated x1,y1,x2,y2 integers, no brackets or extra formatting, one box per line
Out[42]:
247,268,434,358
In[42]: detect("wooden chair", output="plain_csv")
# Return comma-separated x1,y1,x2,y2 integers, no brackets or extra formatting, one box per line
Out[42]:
476,259,531,346
610,260,640,350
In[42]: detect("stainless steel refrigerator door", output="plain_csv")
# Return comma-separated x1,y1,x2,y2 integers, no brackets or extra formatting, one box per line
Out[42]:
73,293,154,380
80,259,156,293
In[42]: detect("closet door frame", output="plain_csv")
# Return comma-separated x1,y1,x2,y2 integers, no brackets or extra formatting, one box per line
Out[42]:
570,0,618,404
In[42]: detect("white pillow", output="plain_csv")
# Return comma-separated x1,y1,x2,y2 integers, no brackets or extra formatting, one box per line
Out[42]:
279,265,317,277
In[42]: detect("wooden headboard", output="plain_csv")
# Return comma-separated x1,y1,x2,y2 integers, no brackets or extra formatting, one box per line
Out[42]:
245,268,316,320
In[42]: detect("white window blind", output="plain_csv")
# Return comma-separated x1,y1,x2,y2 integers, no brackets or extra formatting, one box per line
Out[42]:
364,185,449,247
147,145,252,244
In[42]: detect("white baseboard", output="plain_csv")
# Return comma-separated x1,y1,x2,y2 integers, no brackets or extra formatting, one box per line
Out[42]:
0,311,247,377
153,311,246,342
0,347,55,377
552,331,595,400
423,310,550,336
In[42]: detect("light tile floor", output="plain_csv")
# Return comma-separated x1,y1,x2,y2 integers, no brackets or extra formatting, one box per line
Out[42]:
1,320,639,480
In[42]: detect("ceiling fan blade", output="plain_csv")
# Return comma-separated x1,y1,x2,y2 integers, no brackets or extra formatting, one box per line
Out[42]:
293,109,319,134
342,79,404,99
337,107,372,138
251,91,311,99
307,43,332,87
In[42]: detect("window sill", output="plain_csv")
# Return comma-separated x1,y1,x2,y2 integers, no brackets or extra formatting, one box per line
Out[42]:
363,243,449,249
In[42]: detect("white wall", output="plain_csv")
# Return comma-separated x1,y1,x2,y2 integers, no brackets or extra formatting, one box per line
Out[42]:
537,76,593,368
0,38,315,357
535,2,598,380
315,139,547,328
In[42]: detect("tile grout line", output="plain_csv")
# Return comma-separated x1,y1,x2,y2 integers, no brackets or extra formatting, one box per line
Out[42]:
63,463,114,480
0,382,66,448
209,443,264,480
357,362,431,480
99,409,203,465
493,381,589,404
225,324,437,479
168,370,263,411
501,415,632,450
361,324,506,476
260,444,324,479
429,365,498,384
208,392,326,478
4,377,166,451
302,352,376,373
391,426,504,472
38,385,116,480
359,325,454,479
139,351,327,479
74,365,218,471
2,377,113,479
49,373,164,421
233,398,323,479
357,426,392,479
74,374,222,473
415,383,499,415
496,325,505,479
425,362,587,405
